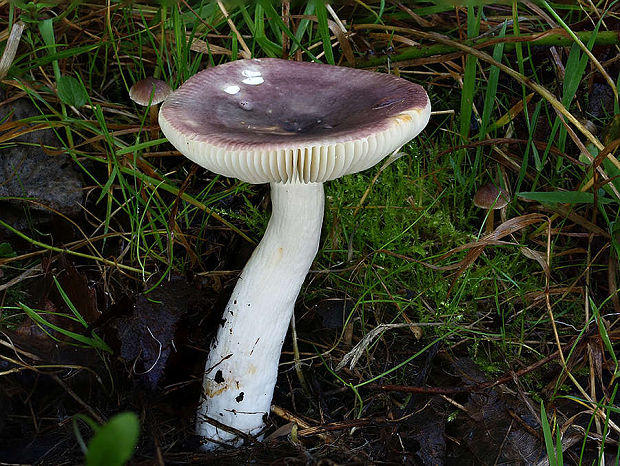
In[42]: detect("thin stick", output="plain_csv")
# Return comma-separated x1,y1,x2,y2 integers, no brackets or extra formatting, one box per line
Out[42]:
271,404,333,441
52,375,105,424
289,312,310,395
217,0,251,59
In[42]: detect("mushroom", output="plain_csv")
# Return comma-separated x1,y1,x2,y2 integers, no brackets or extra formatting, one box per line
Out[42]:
158,58,431,449
129,77,172,138
473,182,510,234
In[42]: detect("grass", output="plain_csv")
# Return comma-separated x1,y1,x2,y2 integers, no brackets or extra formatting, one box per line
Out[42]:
0,0,619,463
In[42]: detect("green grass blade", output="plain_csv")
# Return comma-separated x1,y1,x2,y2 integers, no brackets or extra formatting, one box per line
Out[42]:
53,276,88,328
314,0,334,64
591,298,618,379
599,384,618,464
258,0,319,62
19,303,112,353
458,5,481,142
292,2,316,54
478,21,507,139
555,424,563,465
516,100,542,194
238,3,281,57
540,401,558,466
518,191,609,204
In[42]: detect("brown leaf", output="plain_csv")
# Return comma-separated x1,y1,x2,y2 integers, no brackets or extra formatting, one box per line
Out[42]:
444,214,547,294
264,422,296,442
54,256,99,325
327,19,356,66
520,246,549,275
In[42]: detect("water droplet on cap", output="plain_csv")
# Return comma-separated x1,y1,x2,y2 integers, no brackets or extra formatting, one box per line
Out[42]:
223,85,240,95
242,76,264,85
242,69,262,78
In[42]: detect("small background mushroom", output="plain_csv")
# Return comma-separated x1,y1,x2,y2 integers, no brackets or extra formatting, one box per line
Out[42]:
473,182,511,234
129,77,172,139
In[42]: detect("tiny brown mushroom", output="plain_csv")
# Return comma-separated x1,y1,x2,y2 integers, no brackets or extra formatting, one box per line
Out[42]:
473,182,510,234
129,77,172,138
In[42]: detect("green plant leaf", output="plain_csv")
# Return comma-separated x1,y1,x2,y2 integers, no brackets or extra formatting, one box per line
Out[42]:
57,75,88,107
38,18,60,82
85,412,139,466
518,191,600,204
0,242,16,258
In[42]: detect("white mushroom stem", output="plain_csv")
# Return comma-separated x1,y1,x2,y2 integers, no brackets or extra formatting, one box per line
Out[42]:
197,181,324,449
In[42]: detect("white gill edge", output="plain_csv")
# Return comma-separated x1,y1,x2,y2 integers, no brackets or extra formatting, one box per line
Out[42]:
159,103,431,185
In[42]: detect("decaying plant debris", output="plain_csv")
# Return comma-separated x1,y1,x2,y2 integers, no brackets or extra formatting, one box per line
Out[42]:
0,1,619,464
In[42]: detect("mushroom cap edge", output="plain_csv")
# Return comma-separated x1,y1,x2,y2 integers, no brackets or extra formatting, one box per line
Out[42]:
159,59,431,184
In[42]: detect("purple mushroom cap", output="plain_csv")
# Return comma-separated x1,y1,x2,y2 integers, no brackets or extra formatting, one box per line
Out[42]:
159,58,431,184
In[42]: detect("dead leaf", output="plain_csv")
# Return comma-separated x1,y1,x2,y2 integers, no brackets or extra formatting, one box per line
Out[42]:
264,422,296,442
520,246,549,275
